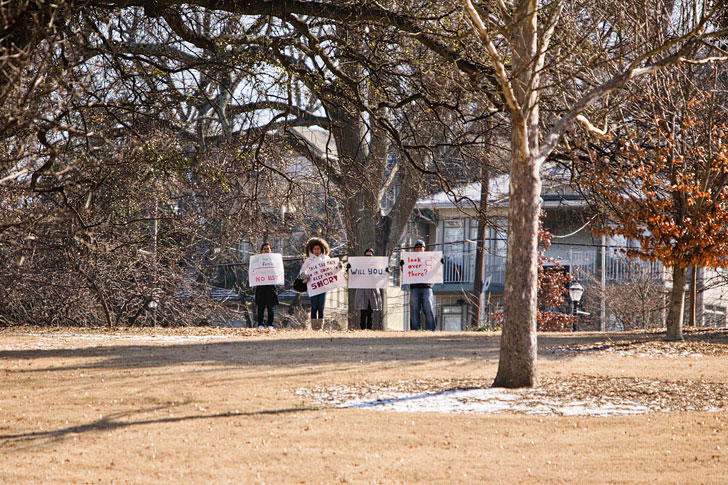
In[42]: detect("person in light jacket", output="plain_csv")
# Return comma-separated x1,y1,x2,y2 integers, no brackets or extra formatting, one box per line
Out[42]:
299,237,331,322
353,248,383,330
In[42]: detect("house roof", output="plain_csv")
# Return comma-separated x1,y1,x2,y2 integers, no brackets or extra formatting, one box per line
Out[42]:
416,166,587,210
289,127,338,160
415,174,510,209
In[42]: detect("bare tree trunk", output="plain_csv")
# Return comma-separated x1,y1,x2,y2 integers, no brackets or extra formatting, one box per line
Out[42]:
687,265,697,327
493,152,541,388
377,288,386,330
327,105,402,330
696,266,704,327
665,265,687,341
347,288,358,330
492,0,541,388
470,166,489,328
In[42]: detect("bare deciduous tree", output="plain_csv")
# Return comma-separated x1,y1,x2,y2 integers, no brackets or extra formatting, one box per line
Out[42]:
462,0,727,386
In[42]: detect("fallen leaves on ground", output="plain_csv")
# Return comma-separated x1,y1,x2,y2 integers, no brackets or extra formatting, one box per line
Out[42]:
546,330,728,358
298,374,728,416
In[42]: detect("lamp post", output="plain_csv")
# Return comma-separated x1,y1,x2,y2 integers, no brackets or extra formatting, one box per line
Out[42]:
568,282,584,331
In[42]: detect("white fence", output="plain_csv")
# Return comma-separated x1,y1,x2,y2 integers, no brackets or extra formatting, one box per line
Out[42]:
441,248,663,287
569,251,664,284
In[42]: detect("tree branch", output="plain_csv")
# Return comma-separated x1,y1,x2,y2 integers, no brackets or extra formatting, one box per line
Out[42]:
462,0,519,115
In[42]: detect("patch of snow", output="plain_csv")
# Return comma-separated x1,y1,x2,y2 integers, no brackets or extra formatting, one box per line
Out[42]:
351,388,653,417
299,372,728,416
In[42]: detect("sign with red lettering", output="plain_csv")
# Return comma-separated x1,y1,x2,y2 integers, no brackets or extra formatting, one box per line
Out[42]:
305,257,345,296
248,253,285,287
401,251,443,285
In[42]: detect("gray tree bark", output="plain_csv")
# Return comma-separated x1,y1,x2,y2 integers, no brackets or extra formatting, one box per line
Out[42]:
470,166,489,329
665,265,687,341
491,0,542,388
322,102,421,329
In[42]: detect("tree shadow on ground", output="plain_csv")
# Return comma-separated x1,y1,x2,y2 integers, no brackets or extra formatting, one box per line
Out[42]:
2,328,726,451
1,328,725,375
1,334,500,373
0,402,321,451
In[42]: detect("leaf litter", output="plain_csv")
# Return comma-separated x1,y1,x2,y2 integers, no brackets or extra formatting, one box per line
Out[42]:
299,334,728,417
298,375,728,417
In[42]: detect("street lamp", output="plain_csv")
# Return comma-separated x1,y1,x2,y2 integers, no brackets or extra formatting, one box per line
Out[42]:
568,281,584,314
568,282,584,332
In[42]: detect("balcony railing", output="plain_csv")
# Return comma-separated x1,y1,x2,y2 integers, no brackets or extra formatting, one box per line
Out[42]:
442,252,506,287
570,254,664,284
441,250,662,288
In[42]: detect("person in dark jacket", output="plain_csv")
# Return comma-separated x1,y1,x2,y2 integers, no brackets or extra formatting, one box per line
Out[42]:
401,240,437,331
255,243,279,329
353,248,383,330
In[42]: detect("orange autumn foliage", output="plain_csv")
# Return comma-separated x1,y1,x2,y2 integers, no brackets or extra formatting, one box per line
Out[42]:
579,109,728,270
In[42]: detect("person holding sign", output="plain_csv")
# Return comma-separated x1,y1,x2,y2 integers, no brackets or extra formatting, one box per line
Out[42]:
351,248,383,330
299,237,333,323
254,243,279,329
400,240,441,331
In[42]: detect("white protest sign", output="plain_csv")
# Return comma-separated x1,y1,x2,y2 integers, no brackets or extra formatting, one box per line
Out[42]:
306,257,346,296
248,253,285,287
401,251,443,285
347,256,389,289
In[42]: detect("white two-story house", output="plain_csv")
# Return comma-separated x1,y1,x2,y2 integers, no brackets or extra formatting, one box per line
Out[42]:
402,167,728,331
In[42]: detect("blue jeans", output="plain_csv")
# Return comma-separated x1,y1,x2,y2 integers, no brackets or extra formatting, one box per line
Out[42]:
257,305,274,326
410,287,435,331
310,293,326,319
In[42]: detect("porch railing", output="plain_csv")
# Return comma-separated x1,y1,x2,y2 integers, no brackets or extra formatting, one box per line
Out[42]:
442,252,506,287
569,253,664,284
442,250,662,287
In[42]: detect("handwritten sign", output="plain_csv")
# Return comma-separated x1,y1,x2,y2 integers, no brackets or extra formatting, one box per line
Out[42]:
248,253,285,287
348,256,389,289
305,257,345,296
401,251,443,285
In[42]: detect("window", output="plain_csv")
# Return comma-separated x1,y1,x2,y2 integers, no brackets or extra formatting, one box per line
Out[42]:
487,220,507,258
443,220,464,247
443,219,466,282
704,305,726,328
442,305,463,331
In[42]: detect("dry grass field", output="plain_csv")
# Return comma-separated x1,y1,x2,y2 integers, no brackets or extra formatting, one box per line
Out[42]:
1,327,726,484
